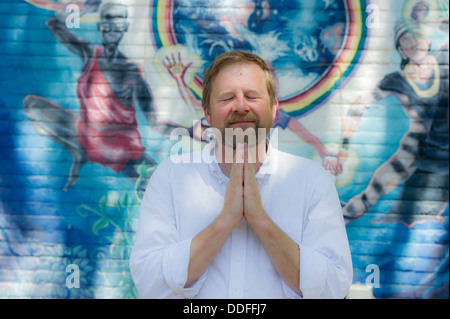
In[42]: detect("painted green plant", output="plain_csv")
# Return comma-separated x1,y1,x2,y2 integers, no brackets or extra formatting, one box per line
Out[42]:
75,162,155,298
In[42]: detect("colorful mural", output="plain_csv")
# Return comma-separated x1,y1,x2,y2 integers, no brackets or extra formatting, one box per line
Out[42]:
0,0,448,298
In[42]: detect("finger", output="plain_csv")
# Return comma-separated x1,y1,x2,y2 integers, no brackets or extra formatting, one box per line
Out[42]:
243,144,263,222
330,166,336,175
324,162,332,175
244,142,257,166
337,165,343,175
243,144,257,187
235,142,245,164
162,56,170,67
330,164,337,175
230,143,244,184
243,144,255,174
230,160,244,184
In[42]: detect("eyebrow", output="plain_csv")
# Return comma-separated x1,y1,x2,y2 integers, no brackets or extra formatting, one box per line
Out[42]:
103,12,127,20
216,88,262,96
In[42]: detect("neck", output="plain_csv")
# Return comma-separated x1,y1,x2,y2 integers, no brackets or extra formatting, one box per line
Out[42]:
102,44,120,62
216,139,268,178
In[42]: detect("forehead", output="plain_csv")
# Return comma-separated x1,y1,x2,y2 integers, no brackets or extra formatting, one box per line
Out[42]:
399,31,426,43
213,62,266,88
101,5,127,20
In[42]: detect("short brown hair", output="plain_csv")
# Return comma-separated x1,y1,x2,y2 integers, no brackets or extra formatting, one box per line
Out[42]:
201,50,276,111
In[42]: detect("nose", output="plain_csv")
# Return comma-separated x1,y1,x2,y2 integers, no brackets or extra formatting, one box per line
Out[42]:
231,94,250,114
406,35,420,49
410,35,419,46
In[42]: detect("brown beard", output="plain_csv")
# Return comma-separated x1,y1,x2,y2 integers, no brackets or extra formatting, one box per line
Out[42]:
224,112,260,128
221,112,270,149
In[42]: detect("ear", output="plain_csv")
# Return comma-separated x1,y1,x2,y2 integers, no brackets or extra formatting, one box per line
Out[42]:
397,46,407,59
271,98,279,121
203,107,212,125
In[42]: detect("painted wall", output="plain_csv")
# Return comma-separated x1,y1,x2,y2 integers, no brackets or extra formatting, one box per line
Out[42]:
0,0,448,298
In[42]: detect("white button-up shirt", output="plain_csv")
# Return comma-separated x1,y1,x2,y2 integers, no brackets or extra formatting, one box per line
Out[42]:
130,141,352,299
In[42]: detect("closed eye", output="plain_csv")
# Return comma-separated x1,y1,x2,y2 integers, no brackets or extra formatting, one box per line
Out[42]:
220,96,234,102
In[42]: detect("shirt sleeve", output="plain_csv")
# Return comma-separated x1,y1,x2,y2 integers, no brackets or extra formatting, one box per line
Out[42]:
298,172,353,299
129,159,206,298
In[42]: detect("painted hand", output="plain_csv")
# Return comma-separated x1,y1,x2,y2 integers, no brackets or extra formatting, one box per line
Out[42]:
322,154,343,175
162,52,193,81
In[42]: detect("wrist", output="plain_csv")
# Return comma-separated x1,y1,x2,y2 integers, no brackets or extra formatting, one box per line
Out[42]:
245,209,271,234
216,209,242,231
322,153,337,159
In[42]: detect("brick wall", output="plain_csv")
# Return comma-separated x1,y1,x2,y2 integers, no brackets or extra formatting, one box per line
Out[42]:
0,0,448,298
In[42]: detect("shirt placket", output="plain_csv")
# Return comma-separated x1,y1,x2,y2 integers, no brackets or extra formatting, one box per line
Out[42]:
227,219,247,299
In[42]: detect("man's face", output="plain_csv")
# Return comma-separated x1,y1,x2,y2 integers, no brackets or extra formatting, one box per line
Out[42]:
204,62,278,148
98,5,128,45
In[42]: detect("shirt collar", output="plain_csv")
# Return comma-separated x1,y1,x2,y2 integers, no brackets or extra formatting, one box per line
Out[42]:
203,138,278,184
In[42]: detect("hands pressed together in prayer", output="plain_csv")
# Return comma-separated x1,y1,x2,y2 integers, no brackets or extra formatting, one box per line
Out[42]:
222,143,268,230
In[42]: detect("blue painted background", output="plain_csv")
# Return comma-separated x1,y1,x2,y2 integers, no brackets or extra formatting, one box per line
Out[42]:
0,0,448,298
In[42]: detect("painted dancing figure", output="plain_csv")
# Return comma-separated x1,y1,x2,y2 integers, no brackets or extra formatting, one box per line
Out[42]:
23,3,178,194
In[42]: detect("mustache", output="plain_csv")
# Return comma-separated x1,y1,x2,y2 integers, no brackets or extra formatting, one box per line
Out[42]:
224,112,260,127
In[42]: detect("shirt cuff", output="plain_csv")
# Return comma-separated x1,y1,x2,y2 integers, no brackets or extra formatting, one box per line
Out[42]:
298,243,327,299
280,244,302,299
162,237,207,298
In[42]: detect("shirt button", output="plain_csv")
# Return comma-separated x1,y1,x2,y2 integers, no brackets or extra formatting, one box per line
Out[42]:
233,292,239,297
235,257,240,262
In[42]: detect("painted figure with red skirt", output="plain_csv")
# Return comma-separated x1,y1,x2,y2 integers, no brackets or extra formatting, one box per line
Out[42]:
23,2,178,194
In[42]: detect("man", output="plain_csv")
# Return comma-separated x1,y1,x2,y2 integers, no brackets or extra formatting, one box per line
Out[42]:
129,51,352,298
23,2,177,193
